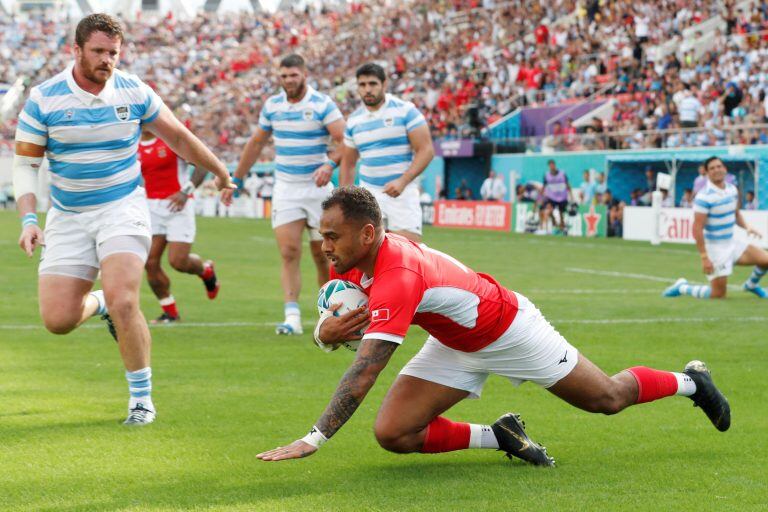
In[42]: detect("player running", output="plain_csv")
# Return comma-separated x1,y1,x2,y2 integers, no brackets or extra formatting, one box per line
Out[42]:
339,63,434,243
258,186,730,464
663,156,768,299
223,54,345,335
138,129,220,323
14,14,233,425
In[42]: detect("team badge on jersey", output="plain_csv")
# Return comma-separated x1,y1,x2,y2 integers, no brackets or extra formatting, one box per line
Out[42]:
383,116,394,127
114,105,130,121
65,109,74,120
158,147,167,158
371,309,390,322
303,109,314,121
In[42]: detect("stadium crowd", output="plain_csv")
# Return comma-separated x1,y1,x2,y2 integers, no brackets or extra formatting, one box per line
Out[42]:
2,0,768,161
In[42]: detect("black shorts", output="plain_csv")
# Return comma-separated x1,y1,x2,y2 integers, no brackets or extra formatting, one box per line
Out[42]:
544,199,568,212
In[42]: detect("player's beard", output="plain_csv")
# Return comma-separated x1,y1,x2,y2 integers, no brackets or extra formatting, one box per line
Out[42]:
79,54,112,85
284,80,306,100
362,92,385,108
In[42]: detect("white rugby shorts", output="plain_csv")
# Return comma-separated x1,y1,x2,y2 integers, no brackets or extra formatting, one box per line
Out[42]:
399,292,578,398
271,180,333,240
705,238,749,280
147,197,196,243
363,181,422,236
39,187,152,274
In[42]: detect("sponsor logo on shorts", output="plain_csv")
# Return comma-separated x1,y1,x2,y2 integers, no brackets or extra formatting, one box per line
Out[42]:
114,105,130,121
132,220,148,229
371,309,390,322
557,351,568,365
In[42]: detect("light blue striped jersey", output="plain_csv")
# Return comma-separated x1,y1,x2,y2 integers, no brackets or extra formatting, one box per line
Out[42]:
258,86,342,184
15,62,163,212
693,180,739,243
343,94,427,187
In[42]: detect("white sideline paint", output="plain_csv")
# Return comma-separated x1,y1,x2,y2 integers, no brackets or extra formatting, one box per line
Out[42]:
566,267,741,290
3,316,767,330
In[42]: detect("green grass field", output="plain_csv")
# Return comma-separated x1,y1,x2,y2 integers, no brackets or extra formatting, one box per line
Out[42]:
1,211,766,511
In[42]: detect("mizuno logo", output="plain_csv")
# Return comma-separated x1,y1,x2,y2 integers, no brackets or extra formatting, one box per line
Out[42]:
558,351,568,365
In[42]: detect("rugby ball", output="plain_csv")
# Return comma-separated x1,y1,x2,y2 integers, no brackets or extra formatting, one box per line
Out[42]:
317,279,369,352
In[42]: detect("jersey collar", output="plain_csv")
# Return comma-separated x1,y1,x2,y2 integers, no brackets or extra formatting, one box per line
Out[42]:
364,94,392,118
283,85,316,108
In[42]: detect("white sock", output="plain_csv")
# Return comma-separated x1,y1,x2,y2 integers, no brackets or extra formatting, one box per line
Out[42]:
468,424,499,449
159,295,175,306
89,290,107,316
674,372,696,396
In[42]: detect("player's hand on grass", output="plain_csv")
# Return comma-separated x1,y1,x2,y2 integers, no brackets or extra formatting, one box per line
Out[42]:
167,191,188,212
701,255,714,274
18,225,44,257
313,163,334,187
319,304,369,343
382,177,406,198
257,440,317,461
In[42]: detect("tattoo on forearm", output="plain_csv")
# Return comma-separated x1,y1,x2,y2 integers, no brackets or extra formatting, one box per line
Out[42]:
315,341,397,438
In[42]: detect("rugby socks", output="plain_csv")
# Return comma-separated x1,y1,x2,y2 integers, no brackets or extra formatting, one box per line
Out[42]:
744,266,767,289
126,367,154,411
679,283,711,299
88,290,107,316
159,296,179,319
627,367,696,403
469,424,500,449
284,301,301,322
421,416,470,453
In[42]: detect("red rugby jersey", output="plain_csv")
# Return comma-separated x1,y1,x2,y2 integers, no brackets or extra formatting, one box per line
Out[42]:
330,234,518,352
138,137,187,199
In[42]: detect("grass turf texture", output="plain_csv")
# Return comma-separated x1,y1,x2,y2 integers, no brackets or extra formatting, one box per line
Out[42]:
1,211,766,511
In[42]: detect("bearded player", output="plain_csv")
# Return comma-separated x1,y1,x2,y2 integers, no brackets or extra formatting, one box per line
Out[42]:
138,129,220,323
258,187,730,464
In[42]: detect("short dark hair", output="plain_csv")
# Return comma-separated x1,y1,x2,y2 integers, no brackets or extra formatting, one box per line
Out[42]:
356,63,386,82
279,54,306,69
548,159,556,165
75,13,124,48
322,186,382,227
704,156,722,171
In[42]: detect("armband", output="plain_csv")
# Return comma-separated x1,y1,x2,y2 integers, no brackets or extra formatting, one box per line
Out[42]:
300,426,328,448
327,160,338,170
232,176,244,190
13,154,43,200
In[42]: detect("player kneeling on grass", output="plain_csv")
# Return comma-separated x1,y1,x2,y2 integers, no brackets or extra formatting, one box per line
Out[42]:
257,187,731,465
138,128,220,323
663,156,768,299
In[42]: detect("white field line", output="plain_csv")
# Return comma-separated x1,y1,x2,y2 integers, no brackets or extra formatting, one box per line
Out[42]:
565,267,742,290
3,316,767,331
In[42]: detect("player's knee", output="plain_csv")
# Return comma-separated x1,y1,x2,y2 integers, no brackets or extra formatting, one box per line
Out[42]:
710,288,726,299
373,424,416,454
279,244,301,262
168,255,188,272
105,293,139,319
588,387,629,415
42,315,77,335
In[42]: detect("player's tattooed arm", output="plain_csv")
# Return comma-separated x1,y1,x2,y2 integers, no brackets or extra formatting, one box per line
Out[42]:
316,339,398,438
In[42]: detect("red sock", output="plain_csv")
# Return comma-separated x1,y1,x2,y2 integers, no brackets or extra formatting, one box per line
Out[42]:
421,416,471,453
160,299,179,318
627,366,678,403
201,262,214,281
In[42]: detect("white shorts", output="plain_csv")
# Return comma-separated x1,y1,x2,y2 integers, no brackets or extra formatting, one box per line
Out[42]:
399,293,578,398
39,187,152,274
363,182,422,236
148,197,196,243
271,180,333,240
706,238,749,280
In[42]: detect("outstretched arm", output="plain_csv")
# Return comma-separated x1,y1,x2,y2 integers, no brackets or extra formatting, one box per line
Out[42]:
257,339,398,461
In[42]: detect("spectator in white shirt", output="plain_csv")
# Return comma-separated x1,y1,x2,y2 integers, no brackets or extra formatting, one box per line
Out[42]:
480,171,507,201
678,86,703,128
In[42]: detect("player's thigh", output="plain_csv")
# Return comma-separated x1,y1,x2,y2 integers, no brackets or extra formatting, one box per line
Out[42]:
375,375,469,435
100,248,148,308
546,353,623,411
38,274,95,325
274,218,306,257
146,235,167,267
736,244,768,267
